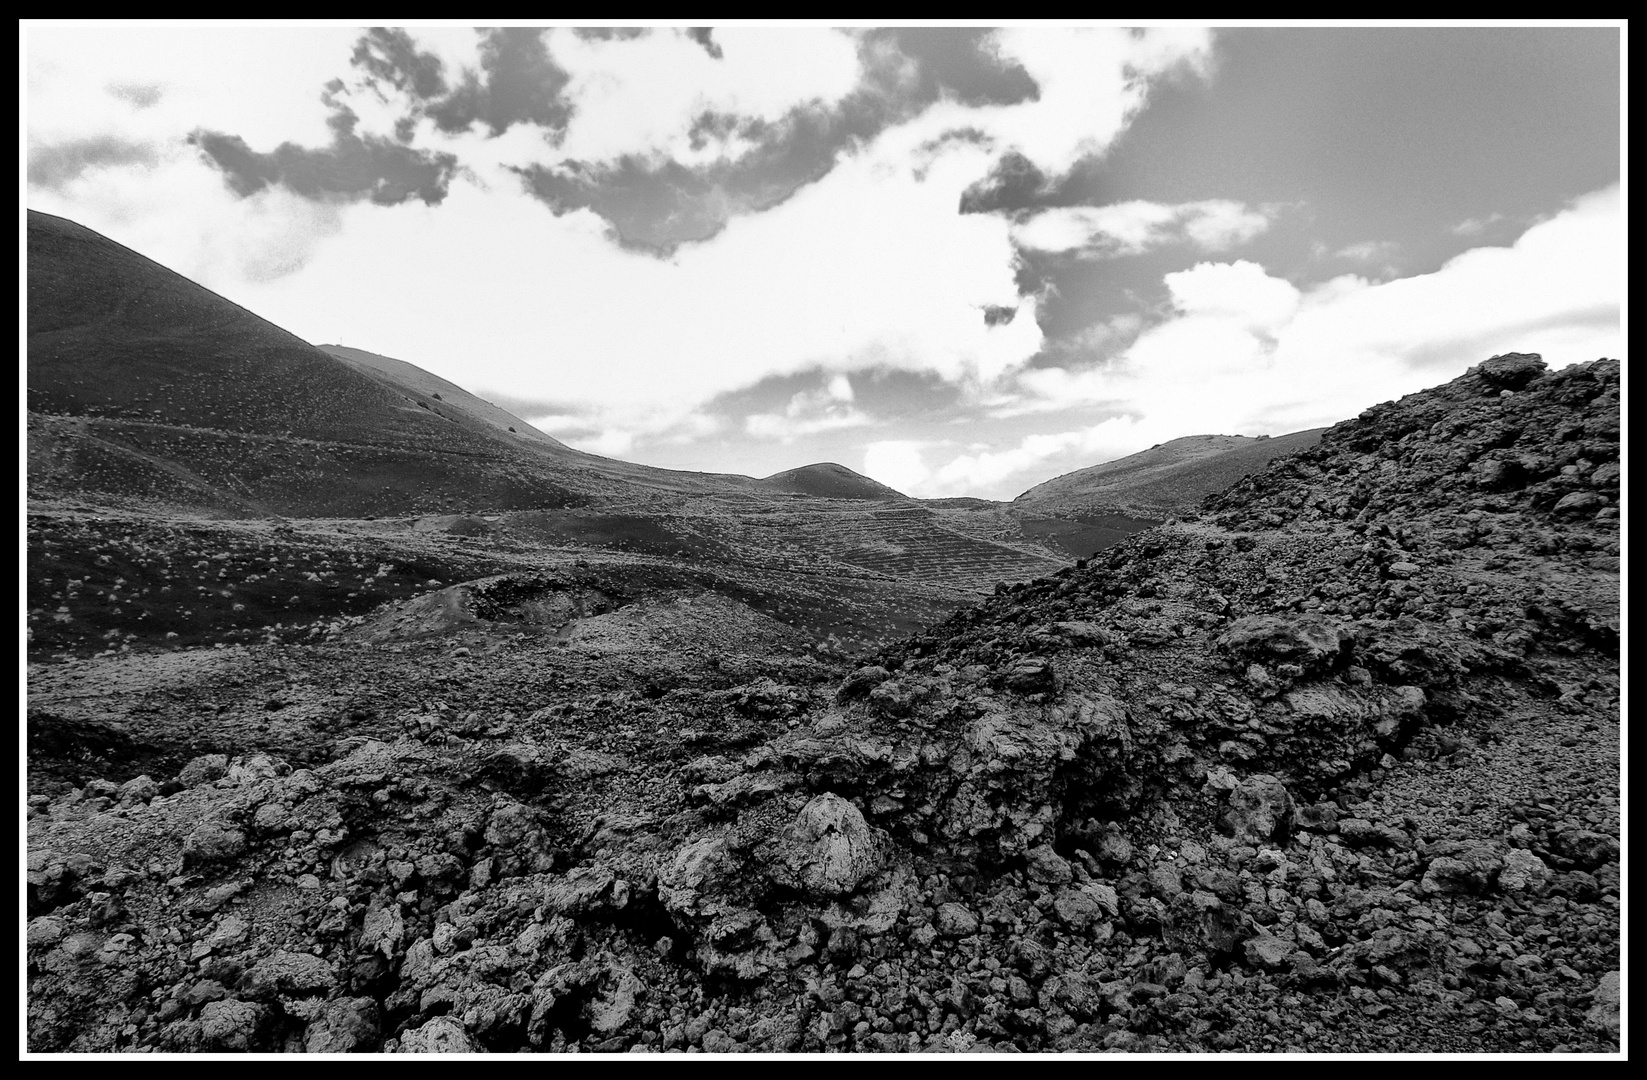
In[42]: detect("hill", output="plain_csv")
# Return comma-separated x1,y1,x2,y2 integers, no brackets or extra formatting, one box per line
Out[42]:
1016,429,1326,517
758,462,908,500
26,209,612,517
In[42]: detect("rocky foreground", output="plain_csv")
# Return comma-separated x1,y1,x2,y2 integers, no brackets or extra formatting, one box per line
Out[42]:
26,354,1621,1053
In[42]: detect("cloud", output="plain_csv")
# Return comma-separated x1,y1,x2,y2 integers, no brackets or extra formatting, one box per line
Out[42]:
190,83,460,207
684,28,723,60
424,28,574,137
350,28,450,102
508,27,1034,252
957,151,1049,214
28,135,160,190
984,26,1213,175
1451,212,1505,236
106,81,164,109
744,373,869,441
1012,199,1274,256
862,440,931,493
1333,239,1399,262
1009,183,1621,447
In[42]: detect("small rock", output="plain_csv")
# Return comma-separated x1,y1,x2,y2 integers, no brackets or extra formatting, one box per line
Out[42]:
177,754,230,788
241,950,337,999
836,666,893,702
1552,491,1603,517
1497,849,1551,893
183,821,248,865
198,999,267,1051
1243,930,1294,970
934,903,979,939
1024,845,1073,886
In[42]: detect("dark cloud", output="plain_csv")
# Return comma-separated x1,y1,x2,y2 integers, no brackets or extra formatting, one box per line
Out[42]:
106,81,164,109
351,27,448,100
513,30,1042,254
684,28,723,59
958,151,1052,215
512,99,882,252
871,28,1038,108
190,85,459,206
983,305,1017,327
351,28,573,140
424,29,573,138
702,366,965,423
29,135,159,189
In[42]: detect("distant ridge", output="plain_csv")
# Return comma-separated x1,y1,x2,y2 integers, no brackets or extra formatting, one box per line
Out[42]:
1015,429,1326,516
759,462,907,500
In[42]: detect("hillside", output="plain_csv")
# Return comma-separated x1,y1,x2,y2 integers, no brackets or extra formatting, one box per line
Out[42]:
26,210,614,517
1017,429,1326,517
26,352,1620,1053
318,345,573,452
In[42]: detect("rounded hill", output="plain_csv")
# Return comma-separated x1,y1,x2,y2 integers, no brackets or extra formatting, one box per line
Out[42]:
759,462,907,500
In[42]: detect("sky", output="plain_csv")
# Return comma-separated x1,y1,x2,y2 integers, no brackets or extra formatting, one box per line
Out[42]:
25,22,1625,499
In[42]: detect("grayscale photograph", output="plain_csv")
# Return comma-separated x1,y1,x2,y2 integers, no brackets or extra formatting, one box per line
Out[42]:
24,20,1623,1057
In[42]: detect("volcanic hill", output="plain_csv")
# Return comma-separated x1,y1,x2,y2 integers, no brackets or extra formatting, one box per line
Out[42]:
1016,429,1327,519
26,348,1621,1053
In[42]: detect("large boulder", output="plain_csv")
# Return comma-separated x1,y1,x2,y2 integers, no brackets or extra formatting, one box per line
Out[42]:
198,999,268,1051
1584,971,1620,1039
1420,845,1503,896
1476,351,1546,389
769,793,884,897
1216,615,1352,673
303,997,380,1053
1221,774,1295,845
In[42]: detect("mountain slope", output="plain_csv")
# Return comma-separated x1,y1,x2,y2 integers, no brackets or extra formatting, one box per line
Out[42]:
1017,429,1326,516
26,210,610,515
318,344,573,451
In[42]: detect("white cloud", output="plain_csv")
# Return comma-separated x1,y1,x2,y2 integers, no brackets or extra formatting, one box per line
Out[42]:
1451,212,1505,236
1163,259,1300,329
1013,199,1272,256
1006,184,1622,460
1333,239,1399,262
987,26,1214,175
549,27,862,166
862,440,931,494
